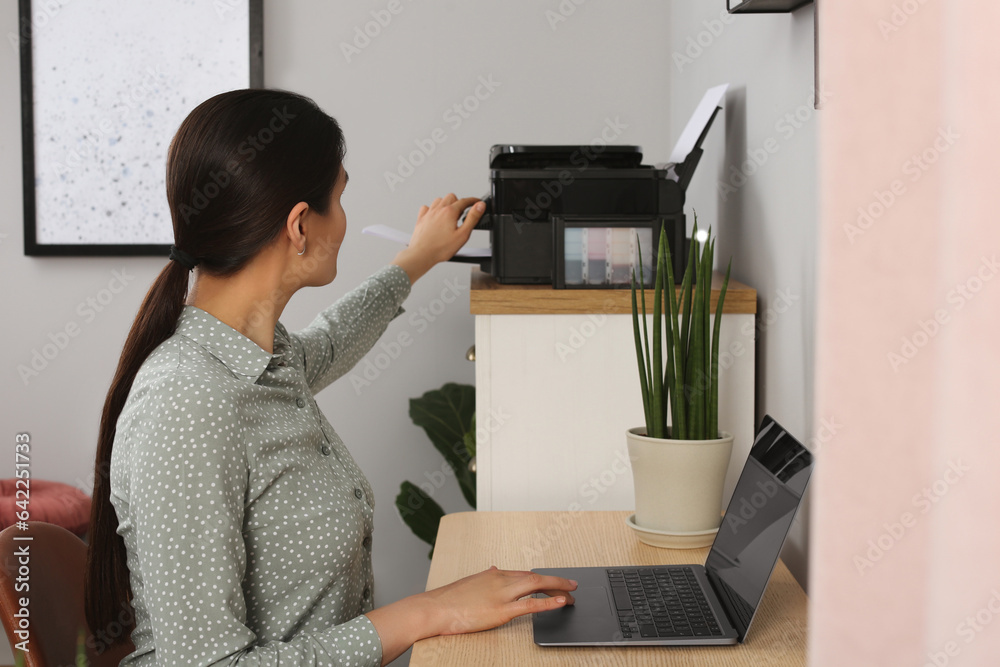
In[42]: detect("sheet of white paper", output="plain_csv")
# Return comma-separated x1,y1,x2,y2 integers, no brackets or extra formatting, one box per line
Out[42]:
667,83,730,165
362,224,411,245
361,224,491,258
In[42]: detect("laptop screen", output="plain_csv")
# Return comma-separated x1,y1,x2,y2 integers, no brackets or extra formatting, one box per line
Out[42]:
704,415,813,642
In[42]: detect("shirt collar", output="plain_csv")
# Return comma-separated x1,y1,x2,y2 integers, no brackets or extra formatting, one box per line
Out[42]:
175,305,291,384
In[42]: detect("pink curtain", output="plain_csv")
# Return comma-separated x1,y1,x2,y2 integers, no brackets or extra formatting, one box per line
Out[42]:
811,1,1000,664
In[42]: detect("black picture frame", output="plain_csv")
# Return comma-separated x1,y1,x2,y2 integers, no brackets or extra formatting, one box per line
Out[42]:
19,0,263,257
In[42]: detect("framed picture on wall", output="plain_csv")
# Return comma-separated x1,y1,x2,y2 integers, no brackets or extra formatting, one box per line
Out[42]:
18,0,263,256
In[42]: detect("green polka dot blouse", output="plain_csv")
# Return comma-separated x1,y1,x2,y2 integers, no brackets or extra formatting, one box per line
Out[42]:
110,264,411,665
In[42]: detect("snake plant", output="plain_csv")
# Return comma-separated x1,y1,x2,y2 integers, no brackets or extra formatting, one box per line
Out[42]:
631,213,732,440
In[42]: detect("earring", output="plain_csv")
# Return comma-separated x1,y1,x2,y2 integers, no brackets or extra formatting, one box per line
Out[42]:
298,240,306,256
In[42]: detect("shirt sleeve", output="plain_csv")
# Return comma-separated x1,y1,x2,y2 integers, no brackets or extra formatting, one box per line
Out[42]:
291,264,412,395
127,376,384,666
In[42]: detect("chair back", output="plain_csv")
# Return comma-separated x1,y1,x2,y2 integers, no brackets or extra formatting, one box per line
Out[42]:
0,521,134,666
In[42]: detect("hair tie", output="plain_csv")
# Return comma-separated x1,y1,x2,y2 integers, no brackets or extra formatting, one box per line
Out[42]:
168,245,200,271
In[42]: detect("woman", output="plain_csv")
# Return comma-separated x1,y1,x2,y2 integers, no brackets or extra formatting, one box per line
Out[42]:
84,88,577,666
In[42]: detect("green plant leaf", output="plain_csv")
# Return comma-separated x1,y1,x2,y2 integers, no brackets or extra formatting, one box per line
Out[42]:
631,267,653,434
638,236,654,429
662,223,686,440
691,258,705,439
409,383,476,507
678,218,698,437
651,229,666,439
704,236,714,400
659,222,678,436
700,234,714,437
710,258,732,439
395,481,446,555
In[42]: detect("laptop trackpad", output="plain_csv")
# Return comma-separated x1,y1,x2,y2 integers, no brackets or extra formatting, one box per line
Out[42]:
546,587,613,618
534,586,616,644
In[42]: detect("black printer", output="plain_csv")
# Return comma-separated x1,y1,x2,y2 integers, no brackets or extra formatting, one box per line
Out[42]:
460,107,720,288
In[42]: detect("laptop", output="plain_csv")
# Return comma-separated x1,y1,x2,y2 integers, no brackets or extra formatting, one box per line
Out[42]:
531,414,813,646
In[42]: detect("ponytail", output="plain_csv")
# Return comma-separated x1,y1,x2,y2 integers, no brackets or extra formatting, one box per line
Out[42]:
84,259,190,639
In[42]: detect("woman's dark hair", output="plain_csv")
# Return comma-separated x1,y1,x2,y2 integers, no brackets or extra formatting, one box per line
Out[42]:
84,88,346,641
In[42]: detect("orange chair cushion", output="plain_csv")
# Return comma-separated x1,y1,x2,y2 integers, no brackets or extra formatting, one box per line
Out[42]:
0,479,91,537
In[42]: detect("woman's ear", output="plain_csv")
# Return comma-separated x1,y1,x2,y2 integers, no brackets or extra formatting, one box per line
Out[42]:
285,201,311,249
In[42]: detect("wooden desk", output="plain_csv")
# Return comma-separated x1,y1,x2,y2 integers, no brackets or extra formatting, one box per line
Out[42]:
410,511,807,667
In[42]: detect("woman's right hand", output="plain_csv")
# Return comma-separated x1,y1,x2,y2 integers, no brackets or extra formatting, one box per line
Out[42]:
421,565,579,636
391,193,484,284
366,566,577,665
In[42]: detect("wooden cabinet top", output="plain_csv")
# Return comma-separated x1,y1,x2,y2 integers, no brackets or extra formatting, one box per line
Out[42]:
470,269,757,315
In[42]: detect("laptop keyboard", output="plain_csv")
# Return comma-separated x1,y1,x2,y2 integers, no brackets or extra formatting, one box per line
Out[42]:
607,567,723,639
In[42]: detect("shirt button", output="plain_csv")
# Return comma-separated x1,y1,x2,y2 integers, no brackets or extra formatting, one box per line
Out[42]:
363,535,372,549
354,488,363,499
363,586,371,599
321,445,331,456
296,397,306,408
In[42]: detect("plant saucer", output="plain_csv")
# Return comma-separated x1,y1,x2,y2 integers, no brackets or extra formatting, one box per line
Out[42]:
625,514,718,549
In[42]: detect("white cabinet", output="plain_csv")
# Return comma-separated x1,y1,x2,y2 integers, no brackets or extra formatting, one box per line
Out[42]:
471,270,757,513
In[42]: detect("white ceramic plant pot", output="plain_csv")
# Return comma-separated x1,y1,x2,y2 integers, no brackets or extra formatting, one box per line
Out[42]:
626,427,734,534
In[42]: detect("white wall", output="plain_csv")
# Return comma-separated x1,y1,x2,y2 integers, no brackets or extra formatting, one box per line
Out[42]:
0,2,673,663
668,2,818,590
